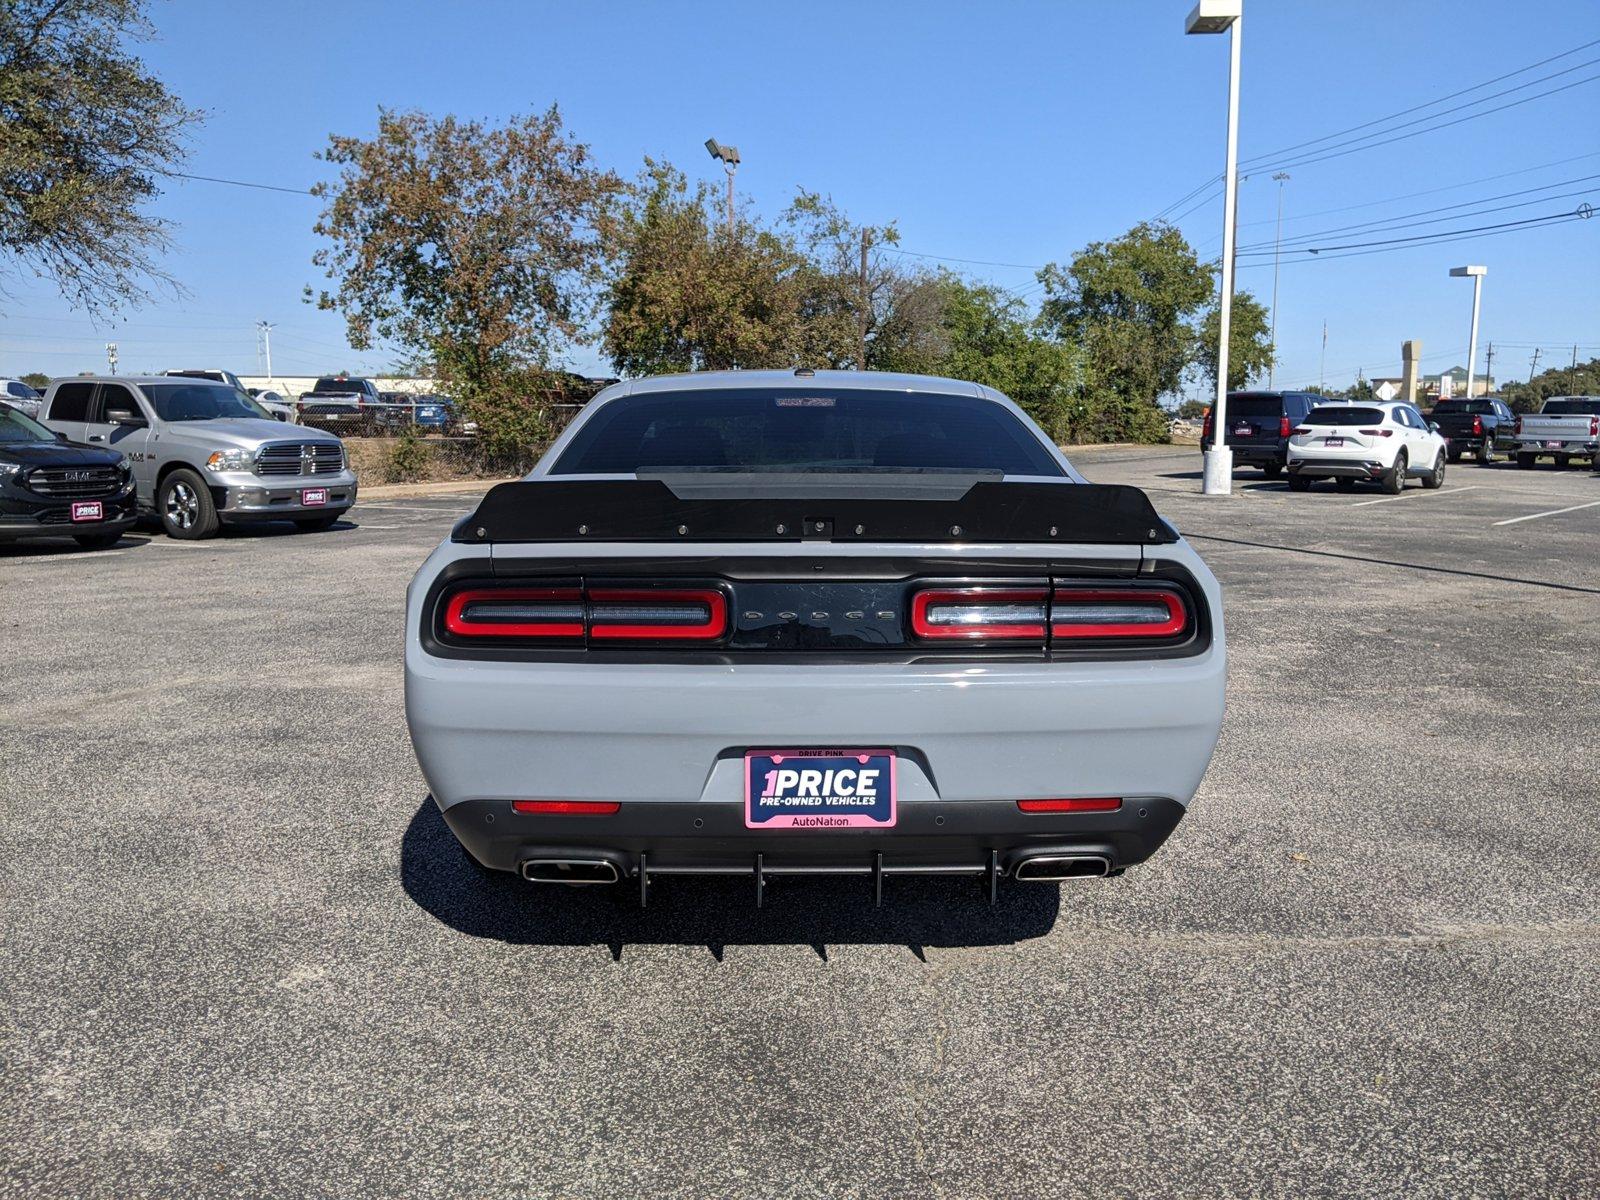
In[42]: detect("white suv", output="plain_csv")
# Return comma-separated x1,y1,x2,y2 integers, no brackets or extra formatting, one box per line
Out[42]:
1286,401,1448,494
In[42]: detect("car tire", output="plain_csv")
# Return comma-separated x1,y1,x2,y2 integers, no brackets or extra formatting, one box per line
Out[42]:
1287,474,1311,492
1381,450,1407,494
1516,452,1536,469
158,468,220,539
1477,441,1495,465
1423,453,1445,489
294,514,341,532
1555,455,1570,469
72,531,123,550
1262,462,1282,478
1448,447,1462,463
1335,476,1355,491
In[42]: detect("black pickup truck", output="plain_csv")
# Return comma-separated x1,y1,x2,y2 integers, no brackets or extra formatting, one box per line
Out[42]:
1429,397,1516,464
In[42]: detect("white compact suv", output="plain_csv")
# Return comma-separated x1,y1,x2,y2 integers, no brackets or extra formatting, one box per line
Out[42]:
1286,401,1448,494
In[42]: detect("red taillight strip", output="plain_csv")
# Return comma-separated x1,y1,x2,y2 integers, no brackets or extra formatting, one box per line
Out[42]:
587,588,728,640
1050,589,1188,640
511,800,621,815
444,588,584,638
1017,798,1123,813
910,588,1049,640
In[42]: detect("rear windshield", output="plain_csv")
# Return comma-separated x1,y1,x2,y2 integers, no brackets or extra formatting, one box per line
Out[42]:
313,378,363,393
142,383,268,422
1541,397,1600,415
1303,406,1383,426
1225,394,1287,418
1433,399,1494,414
551,387,1065,476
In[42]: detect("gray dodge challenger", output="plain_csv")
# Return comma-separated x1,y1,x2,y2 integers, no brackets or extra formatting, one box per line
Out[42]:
405,370,1226,904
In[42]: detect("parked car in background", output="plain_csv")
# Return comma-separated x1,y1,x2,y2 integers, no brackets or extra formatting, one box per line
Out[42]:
297,375,381,433
1511,396,1600,468
1430,397,1516,464
407,369,1227,897
247,389,296,422
2,379,45,418
39,376,357,539
1286,401,1448,494
1201,390,1324,477
411,394,463,433
1,401,137,550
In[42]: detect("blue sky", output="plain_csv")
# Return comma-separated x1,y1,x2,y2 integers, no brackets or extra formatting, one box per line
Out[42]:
4,0,1597,393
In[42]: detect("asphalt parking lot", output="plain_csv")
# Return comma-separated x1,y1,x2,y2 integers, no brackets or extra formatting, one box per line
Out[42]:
3,445,1596,1199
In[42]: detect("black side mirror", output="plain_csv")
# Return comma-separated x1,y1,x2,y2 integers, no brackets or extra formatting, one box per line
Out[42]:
55,429,69,443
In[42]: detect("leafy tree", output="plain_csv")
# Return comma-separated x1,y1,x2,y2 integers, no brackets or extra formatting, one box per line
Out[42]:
1196,290,1274,390
0,0,201,313
1036,222,1212,435
782,191,905,369
1346,377,1376,402
1500,355,1600,413
21,371,50,390
311,106,622,459
1174,398,1210,420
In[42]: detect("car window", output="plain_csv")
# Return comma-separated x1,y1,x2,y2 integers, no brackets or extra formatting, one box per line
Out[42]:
0,404,54,443
141,383,269,422
48,381,95,421
1303,406,1383,426
1224,394,1286,419
93,383,142,422
1540,397,1600,416
7,381,42,400
552,387,1066,476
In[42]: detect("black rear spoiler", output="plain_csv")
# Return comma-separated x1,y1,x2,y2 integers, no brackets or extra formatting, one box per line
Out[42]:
453,478,1178,546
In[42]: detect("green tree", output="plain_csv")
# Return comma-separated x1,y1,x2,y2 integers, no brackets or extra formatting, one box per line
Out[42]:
1500,355,1600,413
311,106,622,459
1346,377,1376,402
1196,290,1274,390
21,371,50,390
1036,222,1213,441
1,0,201,313
1173,398,1210,420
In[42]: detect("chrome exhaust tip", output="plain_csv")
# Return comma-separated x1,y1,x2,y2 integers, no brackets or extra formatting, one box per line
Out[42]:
1012,853,1112,882
519,858,622,885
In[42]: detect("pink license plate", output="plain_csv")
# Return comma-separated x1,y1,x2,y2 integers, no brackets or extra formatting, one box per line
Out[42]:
301,488,328,506
1544,441,1562,449
1324,437,1345,447
70,501,103,523
745,749,897,829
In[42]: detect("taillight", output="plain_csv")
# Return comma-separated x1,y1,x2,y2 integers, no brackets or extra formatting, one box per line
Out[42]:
1279,416,1291,438
1515,415,1523,434
1291,426,1311,435
588,588,727,640
1358,428,1394,438
444,587,584,639
1051,588,1188,640
911,587,1048,641
1472,416,1483,435
1017,798,1122,813
1590,416,1598,436
1201,407,1213,441
511,800,620,815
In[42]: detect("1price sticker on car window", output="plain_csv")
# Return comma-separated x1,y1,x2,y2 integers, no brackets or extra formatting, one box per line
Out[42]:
745,749,896,829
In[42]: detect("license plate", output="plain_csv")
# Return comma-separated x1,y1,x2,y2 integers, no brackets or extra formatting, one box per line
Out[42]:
70,501,103,523
745,749,896,830
1544,440,1562,449
1324,437,1344,448
1233,424,1252,437
301,488,328,506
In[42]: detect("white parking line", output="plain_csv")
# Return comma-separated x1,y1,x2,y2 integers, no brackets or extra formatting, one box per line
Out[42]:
1350,485,1482,507
1492,499,1600,527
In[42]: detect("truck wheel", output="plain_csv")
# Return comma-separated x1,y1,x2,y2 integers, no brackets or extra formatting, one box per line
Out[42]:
1423,453,1445,489
158,468,220,539
1516,452,1536,469
1381,450,1407,494
1287,474,1311,492
1476,441,1495,465
294,514,340,532
1335,476,1355,491
1447,447,1462,463
1262,462,1282,478
72,531,123,550
1555,455,1570,470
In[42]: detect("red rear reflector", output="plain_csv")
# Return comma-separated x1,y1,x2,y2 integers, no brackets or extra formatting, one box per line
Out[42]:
588,588,727,640
1051,588,1187,640
1018,798,1123,813
911,587,1048,640
1358,428,1393,437
511,800,620,815
444,588,584,638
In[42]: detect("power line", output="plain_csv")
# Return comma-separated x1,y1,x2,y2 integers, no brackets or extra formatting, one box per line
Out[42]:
156,170,315,196
885,247,1042,270
1235,209,1590,268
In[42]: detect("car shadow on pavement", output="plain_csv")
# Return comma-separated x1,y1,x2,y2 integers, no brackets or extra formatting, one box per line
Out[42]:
400,799,1061,958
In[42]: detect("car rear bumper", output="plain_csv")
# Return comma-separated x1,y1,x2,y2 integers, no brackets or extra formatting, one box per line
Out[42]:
1286,455,1387,478
439,795,1186,880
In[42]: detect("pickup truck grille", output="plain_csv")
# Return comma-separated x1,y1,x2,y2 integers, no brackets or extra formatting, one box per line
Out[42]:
255,442,344,476
26,466,123,498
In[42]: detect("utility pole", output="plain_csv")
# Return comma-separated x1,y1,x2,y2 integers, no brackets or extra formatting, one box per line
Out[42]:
857,229,871,371
106,343,118,375
1529,347,1542,381
1484,342,1495,392
256,321,276,379
1268,171,1289,388
1319,319,1327,393
1571,344,1580,393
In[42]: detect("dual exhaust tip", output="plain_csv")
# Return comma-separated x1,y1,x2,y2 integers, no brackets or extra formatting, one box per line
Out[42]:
517,852,1113,885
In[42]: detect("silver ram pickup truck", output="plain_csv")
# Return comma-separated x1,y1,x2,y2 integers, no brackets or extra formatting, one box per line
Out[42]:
1512,396,1600,468
40,375,358,539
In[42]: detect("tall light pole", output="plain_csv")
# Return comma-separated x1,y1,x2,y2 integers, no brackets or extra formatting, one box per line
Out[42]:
256,320,276,380
1187,0,1243,496
1268,170,1289,388
704,138,740,235
1449,265,1486,397
106,343,118,376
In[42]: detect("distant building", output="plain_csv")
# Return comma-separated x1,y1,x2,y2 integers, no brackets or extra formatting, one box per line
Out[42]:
1369,366,1494,401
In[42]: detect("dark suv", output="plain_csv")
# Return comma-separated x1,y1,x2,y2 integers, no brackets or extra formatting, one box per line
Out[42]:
0,402,137,549
1202,390,1322,476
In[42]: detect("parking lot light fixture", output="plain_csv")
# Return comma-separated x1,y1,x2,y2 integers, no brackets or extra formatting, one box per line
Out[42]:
1187,0,1244,496
705,137,740,234
1449,265,1487,398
